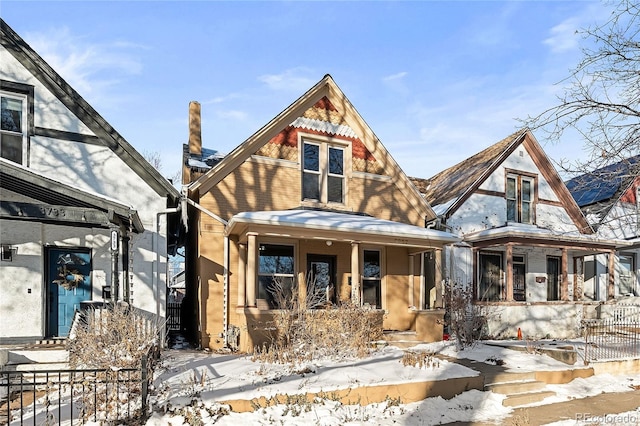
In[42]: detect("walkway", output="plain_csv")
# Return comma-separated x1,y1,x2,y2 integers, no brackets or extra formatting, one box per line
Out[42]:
441,352,640,425
444,389,640,425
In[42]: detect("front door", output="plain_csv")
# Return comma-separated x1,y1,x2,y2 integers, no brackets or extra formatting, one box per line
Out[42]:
619,254,636,296
307,255,337,307
547,256,560,301
47,247,92,337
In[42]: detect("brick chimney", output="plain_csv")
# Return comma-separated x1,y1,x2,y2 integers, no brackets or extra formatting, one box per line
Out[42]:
189,101,202,156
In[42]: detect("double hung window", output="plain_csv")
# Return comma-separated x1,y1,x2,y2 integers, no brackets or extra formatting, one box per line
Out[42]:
303,141,345,204
258,244,295,309
506,174,534,224
1,92,27,164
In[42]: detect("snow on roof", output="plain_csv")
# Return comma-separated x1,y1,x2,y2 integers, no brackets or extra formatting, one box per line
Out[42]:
463,223,624,247
432,197,458,216
226,209,460,243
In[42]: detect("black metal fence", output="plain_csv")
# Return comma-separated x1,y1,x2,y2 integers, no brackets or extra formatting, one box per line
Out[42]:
166,302,182,331
0,348,156,425
583,305,640,364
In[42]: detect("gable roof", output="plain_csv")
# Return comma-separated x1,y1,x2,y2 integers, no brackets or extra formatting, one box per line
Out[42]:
0,158,144,232
188,74,436,221
566,155,640,226
410,129,592,233
0,19,180,205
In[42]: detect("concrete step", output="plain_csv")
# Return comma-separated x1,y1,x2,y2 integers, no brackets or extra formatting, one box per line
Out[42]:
485,379,546,395
5,362,70,372
502,390,556,407
484,370,536,385
383,331,419,342
382,331,422,348
7,349,68,365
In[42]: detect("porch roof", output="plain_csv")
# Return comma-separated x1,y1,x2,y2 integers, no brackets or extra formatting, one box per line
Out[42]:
463,224,627,251
225,209,460,248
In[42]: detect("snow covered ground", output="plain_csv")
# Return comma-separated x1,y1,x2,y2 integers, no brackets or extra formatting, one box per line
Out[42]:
145,339,640,425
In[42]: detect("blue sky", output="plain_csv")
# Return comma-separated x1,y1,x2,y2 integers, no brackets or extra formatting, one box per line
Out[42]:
1,1,612,181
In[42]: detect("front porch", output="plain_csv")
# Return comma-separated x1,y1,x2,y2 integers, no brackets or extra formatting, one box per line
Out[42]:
216,209,460,352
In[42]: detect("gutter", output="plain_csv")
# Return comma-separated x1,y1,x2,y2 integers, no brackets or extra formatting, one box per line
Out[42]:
184,195,231,348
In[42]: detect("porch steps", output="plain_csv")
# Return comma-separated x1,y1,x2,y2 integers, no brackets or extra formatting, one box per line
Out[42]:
445,357,557,407
381,331,422,349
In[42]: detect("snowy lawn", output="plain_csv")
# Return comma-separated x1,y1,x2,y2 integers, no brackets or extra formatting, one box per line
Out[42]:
145,340,640,425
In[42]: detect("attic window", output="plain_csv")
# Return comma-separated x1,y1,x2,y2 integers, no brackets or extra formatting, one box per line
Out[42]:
302,140,345,204
1,92,27,164
506,174,535,224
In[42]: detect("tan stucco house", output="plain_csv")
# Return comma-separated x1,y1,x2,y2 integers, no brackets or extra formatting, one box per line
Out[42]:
182,75,459,352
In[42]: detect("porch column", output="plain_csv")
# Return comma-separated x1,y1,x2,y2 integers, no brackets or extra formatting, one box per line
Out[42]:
573,257,583,301
246,233,258,307
351,242,360,305
561,248,569,301
608,250,615,300
237,243,247,307
505,243,513,301
435,249,443,308
408,255,415,307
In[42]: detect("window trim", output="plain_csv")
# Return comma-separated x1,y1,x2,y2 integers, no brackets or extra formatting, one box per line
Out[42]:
257,242,296,309
618,252,637,297
477,251,504,302
512,254,527,302
299,134,350,206
362,247,384,309
505,170,537,224
1,80,34,166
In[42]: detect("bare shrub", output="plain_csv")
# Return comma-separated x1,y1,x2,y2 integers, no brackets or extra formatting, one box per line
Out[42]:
443,281,488,349
68,303,161,369
401,350,440,369
65,303,162,421
253,277,384,363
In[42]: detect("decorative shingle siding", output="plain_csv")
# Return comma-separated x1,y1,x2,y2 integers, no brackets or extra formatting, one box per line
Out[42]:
254,97,385,175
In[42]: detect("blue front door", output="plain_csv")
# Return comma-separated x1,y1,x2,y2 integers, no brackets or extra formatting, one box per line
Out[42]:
47,248,92,337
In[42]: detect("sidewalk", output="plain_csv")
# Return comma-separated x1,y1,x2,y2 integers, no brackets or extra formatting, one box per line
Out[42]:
444,389,640,425
508,389,640,425
440,350,640,426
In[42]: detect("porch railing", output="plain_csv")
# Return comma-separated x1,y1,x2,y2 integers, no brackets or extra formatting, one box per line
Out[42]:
583,305,640,364
0,347,157,425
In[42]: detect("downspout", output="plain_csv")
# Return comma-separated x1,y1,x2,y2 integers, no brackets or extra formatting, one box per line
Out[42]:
184,196,230,347
157,208,179,334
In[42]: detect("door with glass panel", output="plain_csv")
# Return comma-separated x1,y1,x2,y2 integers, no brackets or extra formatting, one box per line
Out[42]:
307,255,337,307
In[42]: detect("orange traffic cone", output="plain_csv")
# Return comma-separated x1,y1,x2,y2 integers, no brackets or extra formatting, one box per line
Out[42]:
517,327,523,340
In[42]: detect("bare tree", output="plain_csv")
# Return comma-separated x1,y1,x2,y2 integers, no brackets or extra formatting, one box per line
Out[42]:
523,0,640,174
143,150,181,185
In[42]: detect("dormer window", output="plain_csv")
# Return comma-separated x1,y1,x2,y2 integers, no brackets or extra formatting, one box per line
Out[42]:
302,140,345,204
506,174,534,224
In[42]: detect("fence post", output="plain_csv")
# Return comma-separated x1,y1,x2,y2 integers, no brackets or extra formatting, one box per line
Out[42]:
141,355,148,415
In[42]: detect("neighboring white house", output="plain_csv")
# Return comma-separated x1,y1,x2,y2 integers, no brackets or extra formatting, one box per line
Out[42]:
566,156,640,304
411,129,625,339
0,19,182,343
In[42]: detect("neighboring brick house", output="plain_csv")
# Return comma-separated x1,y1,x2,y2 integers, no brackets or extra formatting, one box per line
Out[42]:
0,19,182,343
566,156,640,302
410,129,623,339
182,75,460,351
